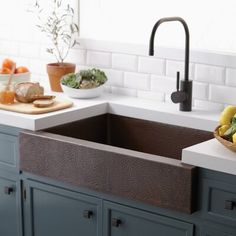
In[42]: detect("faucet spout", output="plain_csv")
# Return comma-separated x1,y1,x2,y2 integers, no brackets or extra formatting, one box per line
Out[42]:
149,17,192,111
149,17,190,81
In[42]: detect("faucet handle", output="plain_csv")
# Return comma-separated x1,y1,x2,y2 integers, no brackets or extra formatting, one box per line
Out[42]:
176,71,180,91
171,72,187,104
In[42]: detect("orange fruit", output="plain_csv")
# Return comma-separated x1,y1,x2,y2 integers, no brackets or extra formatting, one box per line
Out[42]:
0,68,11,74
15,66,29,74
2,58,16,70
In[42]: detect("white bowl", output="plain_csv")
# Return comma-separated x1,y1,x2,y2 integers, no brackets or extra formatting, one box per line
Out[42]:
0,72,31,84
61,84,104,99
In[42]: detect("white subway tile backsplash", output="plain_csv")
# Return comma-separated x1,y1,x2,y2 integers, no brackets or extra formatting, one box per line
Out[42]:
166,60,194,79
67,49,86,65
112,53,138,71
195,64,225,84
19,43,40,59
138,56,165,75
87,51,111,67
103,69,124,87
137,90,164,102
194,100,224,111
209,85,236,104
0,33,235,109
29,59,48,76
193,82,208,100
0,41,18,56
151,75,176,93
111,87,137,97
103,85,112,93
124,72,150,90
226,68,236,87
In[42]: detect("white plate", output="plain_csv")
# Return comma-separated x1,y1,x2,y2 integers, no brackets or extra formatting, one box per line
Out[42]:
61,84,104,99
0,72,31,84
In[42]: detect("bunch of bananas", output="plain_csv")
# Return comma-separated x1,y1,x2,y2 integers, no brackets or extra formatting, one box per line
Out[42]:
219,106,236,143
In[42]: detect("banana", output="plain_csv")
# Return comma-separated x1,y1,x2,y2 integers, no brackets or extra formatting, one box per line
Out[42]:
219,106,236,126
218,125,230,137
233,133,236,143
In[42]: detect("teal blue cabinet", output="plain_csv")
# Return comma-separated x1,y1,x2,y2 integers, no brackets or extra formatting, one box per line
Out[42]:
201,226,235,236
0,172,22,236
103,201,194,236
23,180,102,236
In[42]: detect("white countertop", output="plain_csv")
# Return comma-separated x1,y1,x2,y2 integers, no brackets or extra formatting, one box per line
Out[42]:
182,139,236,175
0,92,219,131
2,91,235,175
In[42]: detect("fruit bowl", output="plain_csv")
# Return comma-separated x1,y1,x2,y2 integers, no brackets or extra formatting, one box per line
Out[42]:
61,84,105,99
0,72,31,84
214,126,236,152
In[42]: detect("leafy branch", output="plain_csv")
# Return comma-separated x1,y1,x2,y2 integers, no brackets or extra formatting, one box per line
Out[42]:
30,0,79,63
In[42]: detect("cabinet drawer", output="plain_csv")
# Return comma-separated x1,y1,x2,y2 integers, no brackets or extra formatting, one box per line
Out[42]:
201,226,236,236
202,179,236,227
104,201,194,236
0,133,18,171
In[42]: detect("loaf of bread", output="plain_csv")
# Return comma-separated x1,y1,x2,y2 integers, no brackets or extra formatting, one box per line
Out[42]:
15,82,44,103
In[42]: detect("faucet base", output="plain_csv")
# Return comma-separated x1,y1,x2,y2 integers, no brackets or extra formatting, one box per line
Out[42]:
180,80,192,112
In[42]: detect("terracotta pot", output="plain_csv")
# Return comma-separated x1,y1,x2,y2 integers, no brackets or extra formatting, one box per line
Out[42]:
47,63,76,92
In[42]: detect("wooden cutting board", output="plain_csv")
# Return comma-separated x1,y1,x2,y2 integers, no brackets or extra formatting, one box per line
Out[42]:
0,99,73,115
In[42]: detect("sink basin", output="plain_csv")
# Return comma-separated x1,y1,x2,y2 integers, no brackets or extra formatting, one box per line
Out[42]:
19,114,212,213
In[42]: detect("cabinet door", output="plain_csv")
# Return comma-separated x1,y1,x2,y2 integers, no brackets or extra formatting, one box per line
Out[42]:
0,174,22,236
104,201,194,236
24,180,102,236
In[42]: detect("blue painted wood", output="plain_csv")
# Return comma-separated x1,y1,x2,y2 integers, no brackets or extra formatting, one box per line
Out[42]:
0,125,21,136
201,226,235,236
201,177,236,227
0,133,18,172
0,171,22,236
103,201,194,236
0,125,20,173
24,179,102,236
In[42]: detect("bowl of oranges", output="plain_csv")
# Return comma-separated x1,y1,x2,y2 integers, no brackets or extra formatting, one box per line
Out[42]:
0,58,30,83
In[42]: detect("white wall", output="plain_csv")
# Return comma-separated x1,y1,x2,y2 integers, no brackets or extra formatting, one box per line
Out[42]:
80,0,236,53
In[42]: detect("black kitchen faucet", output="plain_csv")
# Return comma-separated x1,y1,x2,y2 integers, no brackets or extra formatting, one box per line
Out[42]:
149,17,192,111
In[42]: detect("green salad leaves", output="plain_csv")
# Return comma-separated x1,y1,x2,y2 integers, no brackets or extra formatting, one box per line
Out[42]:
61,68,108,89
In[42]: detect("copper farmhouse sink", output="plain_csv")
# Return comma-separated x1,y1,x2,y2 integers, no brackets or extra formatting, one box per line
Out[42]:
19,114,212,213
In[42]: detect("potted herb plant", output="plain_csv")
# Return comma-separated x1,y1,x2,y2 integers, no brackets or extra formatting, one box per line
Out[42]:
32,0,79,92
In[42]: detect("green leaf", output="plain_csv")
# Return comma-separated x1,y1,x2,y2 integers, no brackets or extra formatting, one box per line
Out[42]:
224,125,236,137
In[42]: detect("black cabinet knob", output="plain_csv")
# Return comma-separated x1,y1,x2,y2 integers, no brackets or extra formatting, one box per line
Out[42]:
4,186,14,195
111,218,122,227
225,200,235,210
83,210,93,219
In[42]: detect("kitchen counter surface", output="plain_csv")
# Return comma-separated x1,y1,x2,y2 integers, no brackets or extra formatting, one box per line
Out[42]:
182,139,236,175
0,92,219,131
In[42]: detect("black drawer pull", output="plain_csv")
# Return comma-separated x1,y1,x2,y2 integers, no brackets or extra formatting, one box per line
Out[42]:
225,200,235,210
111,218,122,227
83,210,93,219
4,186,14,195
